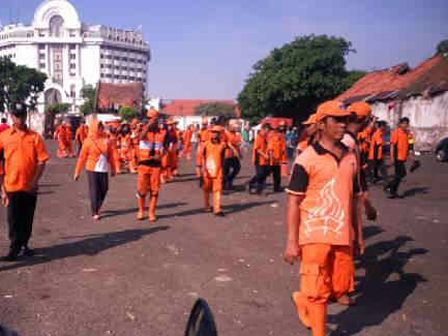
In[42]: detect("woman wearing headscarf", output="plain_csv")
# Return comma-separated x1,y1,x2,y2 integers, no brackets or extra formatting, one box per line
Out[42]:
74,119,118,220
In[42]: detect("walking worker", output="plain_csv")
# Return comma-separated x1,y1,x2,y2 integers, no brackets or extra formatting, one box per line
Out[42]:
387,117,410,198
0,103,50,261
54,121,68,158
369,121,388,184
284,100,362,336
197,125,227,216
267,124,287,192
248,123,270,194
75,121,88,155
64,120,75,158
136,109,168,222
223,124,242,191
182,124,194,160
74,119,118,221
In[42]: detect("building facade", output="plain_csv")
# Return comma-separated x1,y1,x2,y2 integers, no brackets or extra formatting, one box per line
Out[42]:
0,0,150,133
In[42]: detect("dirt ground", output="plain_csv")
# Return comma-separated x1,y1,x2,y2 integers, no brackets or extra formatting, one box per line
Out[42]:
0,141,447,336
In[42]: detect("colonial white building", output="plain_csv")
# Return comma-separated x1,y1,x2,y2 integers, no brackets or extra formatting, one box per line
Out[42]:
0,0,151,133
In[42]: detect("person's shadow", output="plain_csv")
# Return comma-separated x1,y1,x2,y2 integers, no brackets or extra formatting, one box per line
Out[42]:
0,226,169,273
329,235,428,335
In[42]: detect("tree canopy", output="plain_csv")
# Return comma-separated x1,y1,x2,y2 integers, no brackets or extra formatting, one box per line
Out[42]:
194,102,236,117
80,85,97,115
237,34,360,123
436,39,448,55
119,106,139,121
0,56,47,113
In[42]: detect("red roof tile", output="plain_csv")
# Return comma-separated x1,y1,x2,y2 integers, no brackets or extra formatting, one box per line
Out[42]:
337,55,447,102
96,82,143,110
161,99,240,117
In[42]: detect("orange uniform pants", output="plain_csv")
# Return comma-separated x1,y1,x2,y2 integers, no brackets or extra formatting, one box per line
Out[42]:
202,174,223,193
300,244,354,304
137,165,161,197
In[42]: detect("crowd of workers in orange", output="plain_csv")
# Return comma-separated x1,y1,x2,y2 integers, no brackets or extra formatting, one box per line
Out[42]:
0,100,416,335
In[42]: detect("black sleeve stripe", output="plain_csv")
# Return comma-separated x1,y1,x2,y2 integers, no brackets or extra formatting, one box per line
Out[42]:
287,164,309,193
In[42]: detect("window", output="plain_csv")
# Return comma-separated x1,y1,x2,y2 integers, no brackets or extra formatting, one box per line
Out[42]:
69,45,76,50
70,64,76,69
39,54,45,60
39,63,45,69
49,15,64,37
70,54,76,60
39,44,45,50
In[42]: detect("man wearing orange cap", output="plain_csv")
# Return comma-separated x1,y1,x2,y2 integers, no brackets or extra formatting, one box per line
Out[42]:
54,121,69,158
223,124,242,191
129,118,141,174
369,120,388,184
65,120,75,158
267,124,287,192
197,125,227,216
284,100,362,336
182,124,194,160
248,123,271,194
161,119,179,183
136,109,168,222
118,123,133,173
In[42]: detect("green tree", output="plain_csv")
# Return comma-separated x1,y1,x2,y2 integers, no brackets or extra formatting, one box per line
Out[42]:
0,56,47,113
436,39,448,55
45,103,71,135
80,85,97,115
119,106,139,121
237,34,357,123
343,70,367,89
194,102,235,117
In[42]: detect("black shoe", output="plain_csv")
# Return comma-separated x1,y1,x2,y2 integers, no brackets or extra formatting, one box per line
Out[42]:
22,247,35,257
0,252,19,262
214,211,225,217
388,193,398,199
273,187,284,193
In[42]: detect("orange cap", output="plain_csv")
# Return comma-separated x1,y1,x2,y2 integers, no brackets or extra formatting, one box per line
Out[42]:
303,113,317,125
147,109,159,118
316,100,350,121
347,101,371,118
279,121,286,126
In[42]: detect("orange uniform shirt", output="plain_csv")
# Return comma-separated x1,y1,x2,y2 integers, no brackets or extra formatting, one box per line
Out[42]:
0,128,50,192
75,125,88,143
252,133,269,166
198,141,227,179
391,128,409,161
286,143,360,246
267,130,287,165
225,132,241,159
368,129,384,160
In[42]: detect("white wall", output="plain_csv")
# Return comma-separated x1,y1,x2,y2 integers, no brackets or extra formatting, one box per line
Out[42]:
372,92,448,151
80,44,100,86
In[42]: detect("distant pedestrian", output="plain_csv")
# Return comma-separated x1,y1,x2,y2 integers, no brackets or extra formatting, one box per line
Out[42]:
369,121,388,184
74,119,118,220
0,103,49,261
387,117,410,198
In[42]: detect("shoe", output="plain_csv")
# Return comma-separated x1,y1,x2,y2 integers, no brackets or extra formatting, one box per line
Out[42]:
214,211,225,217
22,247,35,257
273,187,284,193
291,292,311,329
388,193,398,199
0,251,19,262
93,214,101,221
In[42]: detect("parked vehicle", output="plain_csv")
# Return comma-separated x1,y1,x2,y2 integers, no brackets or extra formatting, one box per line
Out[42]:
435,137,448,162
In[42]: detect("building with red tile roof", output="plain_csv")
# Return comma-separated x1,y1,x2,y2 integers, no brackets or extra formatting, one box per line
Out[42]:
95,82,144,111
161,99,240,117
337,54,448,150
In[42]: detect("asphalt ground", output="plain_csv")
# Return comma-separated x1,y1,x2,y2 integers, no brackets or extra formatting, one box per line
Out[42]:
0,141,447,336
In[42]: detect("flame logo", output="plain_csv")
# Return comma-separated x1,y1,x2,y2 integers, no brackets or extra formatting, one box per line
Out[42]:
304,178,345,237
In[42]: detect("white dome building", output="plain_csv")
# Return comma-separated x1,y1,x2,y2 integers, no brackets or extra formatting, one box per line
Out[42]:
0,0,151,133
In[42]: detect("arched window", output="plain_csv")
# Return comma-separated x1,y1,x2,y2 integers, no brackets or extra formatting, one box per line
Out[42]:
49,15,64,37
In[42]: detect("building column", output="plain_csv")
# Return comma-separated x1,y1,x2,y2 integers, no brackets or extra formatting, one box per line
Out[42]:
77,44,81,77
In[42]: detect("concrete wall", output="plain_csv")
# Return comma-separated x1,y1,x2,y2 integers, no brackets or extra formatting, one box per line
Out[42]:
372,92,448,151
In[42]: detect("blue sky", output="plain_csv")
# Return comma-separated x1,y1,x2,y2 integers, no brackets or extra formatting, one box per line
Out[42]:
1,0,447,99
